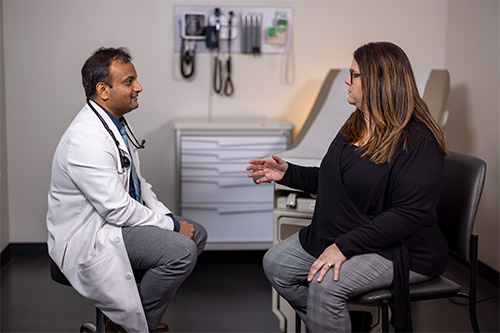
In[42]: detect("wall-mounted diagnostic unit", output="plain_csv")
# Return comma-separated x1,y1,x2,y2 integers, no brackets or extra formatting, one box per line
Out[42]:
174,5,294,89
181,13,207,40
174,5,292,54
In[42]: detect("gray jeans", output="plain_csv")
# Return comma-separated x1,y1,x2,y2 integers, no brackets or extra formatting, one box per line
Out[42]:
263,233,429,332
122,216,207,330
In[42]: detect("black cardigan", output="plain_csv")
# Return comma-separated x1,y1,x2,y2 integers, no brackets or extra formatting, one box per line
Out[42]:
279,120,448,277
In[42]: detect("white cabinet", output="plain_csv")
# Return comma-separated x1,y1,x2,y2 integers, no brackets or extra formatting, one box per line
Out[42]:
174,119,293,250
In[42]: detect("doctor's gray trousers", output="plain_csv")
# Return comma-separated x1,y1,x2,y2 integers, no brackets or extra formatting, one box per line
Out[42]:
263,233,429,332
122,217,207,330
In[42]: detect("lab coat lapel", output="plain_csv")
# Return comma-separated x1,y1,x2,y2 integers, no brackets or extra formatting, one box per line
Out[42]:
86,100,130,160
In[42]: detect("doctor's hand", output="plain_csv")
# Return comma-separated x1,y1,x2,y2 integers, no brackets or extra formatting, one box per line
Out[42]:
308,244,346,283
179,221,195,241
246,155,288,183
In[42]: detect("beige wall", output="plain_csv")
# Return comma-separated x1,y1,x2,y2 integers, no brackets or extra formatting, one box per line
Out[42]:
1,0,9,253
444,1,500,271
1,0,498,271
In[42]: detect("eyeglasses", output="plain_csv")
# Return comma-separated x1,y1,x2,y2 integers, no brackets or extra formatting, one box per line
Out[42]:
349,69,361,84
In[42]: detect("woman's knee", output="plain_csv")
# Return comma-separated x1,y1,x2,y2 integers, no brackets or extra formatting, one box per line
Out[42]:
308,273,349,304
307,278,351,332
262,246,280,280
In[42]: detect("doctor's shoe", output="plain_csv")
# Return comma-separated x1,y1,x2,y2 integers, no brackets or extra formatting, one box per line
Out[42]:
105,320,126,333
151,322,170,332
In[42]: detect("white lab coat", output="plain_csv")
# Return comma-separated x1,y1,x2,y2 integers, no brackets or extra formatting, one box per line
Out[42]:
47,100,176,332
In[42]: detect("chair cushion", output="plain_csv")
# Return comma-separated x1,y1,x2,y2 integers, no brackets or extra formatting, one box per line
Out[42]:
50,259,72,286
409,276,462,299
351,276,462,304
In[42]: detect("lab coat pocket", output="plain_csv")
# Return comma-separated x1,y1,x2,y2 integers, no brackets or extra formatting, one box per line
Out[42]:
79,248,112,271
76,248,115,303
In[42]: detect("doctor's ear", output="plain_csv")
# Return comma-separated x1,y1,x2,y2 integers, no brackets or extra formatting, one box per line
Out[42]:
95,82,110,101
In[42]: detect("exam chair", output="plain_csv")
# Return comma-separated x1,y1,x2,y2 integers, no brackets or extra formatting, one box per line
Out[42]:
349,151,486,333
50,259,146,333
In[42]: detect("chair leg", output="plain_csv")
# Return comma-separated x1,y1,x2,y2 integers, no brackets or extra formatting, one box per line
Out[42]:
469,235,480,333
381,301,389,333
96,307,107,333
469,300,480,333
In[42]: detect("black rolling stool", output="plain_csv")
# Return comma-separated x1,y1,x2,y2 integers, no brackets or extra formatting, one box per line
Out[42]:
50,259,107,333
50,259,147,333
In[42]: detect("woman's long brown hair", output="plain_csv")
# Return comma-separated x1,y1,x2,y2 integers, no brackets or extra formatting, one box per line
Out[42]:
341,42,448,164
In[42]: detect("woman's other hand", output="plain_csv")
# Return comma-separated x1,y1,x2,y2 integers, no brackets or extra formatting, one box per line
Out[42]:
308,244,347,283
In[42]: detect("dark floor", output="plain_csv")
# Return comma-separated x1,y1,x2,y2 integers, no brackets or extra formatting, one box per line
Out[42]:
1,249,499,333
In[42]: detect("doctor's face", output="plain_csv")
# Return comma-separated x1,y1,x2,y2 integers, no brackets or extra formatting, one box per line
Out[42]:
105,59,143,118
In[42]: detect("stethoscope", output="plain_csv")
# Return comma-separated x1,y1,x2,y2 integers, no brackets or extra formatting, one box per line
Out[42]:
86,98,146,170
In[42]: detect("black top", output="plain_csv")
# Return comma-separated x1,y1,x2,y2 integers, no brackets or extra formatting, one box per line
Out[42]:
279,119,448,277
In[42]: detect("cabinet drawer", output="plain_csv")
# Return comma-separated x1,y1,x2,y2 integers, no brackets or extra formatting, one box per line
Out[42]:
182,177,273,203
181,136,288,150
181,163,249,177
181,203,273,243
181,149,285,163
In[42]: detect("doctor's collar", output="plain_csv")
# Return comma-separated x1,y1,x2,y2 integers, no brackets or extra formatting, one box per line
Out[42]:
90,100,124,130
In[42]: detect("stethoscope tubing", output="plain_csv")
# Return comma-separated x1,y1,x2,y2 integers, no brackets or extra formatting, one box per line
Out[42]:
86,99,145,171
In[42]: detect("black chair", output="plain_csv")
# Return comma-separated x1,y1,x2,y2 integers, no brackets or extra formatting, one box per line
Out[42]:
50,258,147,332
50,259,107,333
350,151,486,333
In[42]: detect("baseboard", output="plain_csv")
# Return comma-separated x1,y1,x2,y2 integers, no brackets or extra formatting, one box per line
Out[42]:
2,243,499,288
198,249,266,264
478,260,500,289
450,251,499,289
1,244,10,268
1,243,48,268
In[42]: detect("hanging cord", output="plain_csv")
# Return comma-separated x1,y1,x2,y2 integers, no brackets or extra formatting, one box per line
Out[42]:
180,37,196,79
213,8,222,94
281,25,294,85
213,54,222,93
224,11,234,96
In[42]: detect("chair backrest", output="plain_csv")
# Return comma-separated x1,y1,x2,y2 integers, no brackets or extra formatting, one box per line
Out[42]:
437,151,486,263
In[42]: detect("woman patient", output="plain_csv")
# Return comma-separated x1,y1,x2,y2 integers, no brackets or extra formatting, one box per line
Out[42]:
247,41,448,332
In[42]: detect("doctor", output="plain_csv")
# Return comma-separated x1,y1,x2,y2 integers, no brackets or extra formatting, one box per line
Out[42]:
47,47,207,332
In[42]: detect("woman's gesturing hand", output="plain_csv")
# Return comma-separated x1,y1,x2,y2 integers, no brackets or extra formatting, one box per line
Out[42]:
247,154,289,183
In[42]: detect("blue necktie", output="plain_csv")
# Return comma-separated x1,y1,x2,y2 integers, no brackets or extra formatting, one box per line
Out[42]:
119,124,143,204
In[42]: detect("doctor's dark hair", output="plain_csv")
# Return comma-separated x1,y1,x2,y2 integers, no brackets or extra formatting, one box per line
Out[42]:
81,47,132,98
340,41,447,164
